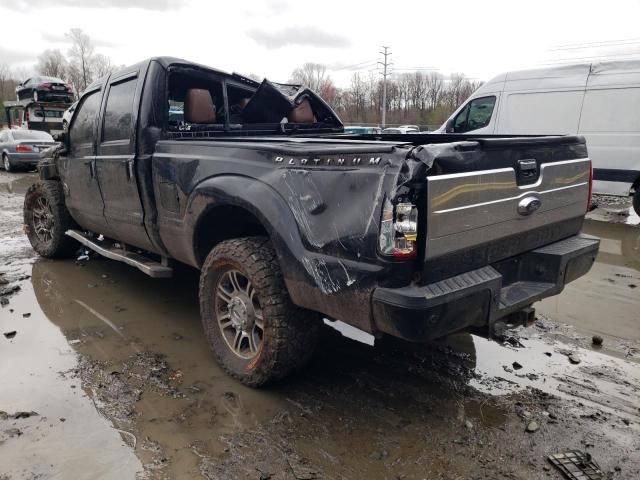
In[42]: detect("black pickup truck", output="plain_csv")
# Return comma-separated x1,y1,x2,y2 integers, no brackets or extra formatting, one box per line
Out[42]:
23,57,599,386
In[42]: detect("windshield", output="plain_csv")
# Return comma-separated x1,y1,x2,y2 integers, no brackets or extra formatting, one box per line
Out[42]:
12,131,54,141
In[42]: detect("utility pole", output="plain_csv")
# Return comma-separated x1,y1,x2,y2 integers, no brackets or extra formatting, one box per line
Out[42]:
378,46,392,128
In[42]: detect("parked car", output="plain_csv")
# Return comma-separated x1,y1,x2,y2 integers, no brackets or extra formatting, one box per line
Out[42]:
344,126,382,134
398,124,420,132
62,102,78,131
24,57,598,387
15,76,74,103
382,127,418,134
0,129,55,172
436,60,640,215
25,104,66,135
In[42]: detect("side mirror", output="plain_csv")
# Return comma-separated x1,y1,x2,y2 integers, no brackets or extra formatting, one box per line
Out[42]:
445,118,455,133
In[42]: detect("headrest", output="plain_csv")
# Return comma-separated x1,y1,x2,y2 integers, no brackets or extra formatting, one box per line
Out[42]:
287,99,315,123
184,88,216,124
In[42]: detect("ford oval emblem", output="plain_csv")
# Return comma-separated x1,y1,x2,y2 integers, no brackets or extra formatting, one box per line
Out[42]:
518,196,542,216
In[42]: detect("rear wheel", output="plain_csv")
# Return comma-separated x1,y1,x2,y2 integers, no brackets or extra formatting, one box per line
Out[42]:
199,237,320,387
24,181,79,258
2,154,12,172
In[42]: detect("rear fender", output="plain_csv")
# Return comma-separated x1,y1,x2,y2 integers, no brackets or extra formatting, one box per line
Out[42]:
184,175,383,332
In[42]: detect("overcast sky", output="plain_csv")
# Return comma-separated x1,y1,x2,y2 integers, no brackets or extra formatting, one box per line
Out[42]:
2,0,640,85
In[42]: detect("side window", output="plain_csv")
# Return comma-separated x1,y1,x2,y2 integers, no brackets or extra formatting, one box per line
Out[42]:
70,91,101,145
453,96,496,133
453,104,470,132
102,78,137,142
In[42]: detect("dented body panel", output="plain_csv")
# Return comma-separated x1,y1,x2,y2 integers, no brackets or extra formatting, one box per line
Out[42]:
46,57,599,341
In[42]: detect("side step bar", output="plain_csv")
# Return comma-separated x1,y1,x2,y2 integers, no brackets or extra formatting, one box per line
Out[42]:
66,230,173,278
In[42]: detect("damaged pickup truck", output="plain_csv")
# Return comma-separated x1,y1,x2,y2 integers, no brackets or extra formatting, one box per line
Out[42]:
24,57,599,386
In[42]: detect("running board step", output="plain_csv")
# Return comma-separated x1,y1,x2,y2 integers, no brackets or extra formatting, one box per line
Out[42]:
66,230,173,278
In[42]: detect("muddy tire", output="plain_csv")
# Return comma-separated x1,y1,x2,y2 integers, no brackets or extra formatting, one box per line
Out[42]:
199,237,320,387
24,181,79,258
633,188,640,217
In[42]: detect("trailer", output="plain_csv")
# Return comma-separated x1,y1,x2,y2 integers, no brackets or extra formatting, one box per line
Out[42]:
3,99,70,135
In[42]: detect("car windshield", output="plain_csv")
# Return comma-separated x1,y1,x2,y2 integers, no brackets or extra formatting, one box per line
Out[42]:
12,131,54,141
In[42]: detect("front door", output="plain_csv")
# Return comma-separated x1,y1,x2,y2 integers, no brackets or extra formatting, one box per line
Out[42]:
95,70,152,250
62,87,112,237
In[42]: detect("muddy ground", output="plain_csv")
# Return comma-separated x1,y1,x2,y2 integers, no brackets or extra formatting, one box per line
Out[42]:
1,171,639,480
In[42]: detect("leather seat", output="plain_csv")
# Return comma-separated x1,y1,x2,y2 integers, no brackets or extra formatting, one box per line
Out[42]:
287,99,315,123
184,88,216,123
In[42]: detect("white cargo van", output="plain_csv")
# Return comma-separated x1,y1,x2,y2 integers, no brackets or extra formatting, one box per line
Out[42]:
437,61,640,214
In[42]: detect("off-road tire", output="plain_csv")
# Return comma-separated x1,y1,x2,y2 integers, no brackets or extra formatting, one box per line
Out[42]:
24,180,79,258
3,153,13,172
633,188,640,217
199,237,320,387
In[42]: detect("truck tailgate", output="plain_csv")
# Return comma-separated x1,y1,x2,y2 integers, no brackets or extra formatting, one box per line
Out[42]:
425,158,590,259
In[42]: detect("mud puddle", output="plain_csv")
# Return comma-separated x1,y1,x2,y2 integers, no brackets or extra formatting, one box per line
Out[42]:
537,217,640,359
2,172,640,479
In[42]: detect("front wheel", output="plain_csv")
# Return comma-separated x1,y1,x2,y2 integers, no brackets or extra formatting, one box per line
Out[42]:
633,188,640,217
199,237,320,387
24,181,79,258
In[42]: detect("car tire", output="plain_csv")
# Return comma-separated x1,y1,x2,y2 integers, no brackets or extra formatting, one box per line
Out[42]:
2,153,12,172
199,236,320,387
633,188,640,217
24,181,79,258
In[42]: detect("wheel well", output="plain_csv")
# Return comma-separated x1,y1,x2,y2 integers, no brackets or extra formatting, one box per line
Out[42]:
194,205,269,266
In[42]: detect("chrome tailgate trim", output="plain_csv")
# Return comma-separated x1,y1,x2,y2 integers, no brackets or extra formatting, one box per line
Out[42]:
425,158,590,259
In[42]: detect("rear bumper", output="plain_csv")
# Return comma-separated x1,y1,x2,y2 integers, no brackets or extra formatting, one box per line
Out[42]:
8,153,41,166
372,234,599,342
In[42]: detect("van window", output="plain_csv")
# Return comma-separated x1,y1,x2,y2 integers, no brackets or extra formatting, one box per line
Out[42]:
70,91,101,145
102,78,137,142
502,91,583,134
579,87,640,133
453,96,496,133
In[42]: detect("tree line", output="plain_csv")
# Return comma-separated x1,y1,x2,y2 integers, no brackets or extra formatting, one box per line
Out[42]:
2,46,481,129
290,63,482,128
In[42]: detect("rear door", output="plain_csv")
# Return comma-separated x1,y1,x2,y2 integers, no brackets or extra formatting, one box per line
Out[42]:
95,69,153,250
62,87,111,236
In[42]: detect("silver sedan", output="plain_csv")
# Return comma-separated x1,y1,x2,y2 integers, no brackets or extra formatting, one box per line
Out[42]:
0,129,56,172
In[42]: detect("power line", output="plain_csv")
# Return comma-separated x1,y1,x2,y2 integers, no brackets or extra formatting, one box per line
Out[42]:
329,59,378,72
550,37,640,51
543,50,640,65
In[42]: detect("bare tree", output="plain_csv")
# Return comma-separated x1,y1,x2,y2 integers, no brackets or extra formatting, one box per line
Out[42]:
289,63,333,93
92,53,114,79
66,28,95,91
36,49,67,79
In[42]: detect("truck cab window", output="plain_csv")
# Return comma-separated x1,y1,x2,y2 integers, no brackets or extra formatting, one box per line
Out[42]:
167,71,224,129
70,91,101,145
453,96,496,133
103,78,138,142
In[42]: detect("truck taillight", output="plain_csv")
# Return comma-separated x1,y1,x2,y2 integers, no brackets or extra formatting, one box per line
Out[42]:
379,199,418,260
16,145,33,152
587,159,593,212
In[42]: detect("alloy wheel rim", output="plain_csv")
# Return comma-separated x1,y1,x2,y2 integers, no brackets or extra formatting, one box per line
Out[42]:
32,196,54,243
215,268,264,359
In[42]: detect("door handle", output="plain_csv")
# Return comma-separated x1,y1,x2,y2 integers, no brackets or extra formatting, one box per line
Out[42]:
83,158,95,178
120,159,135,181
